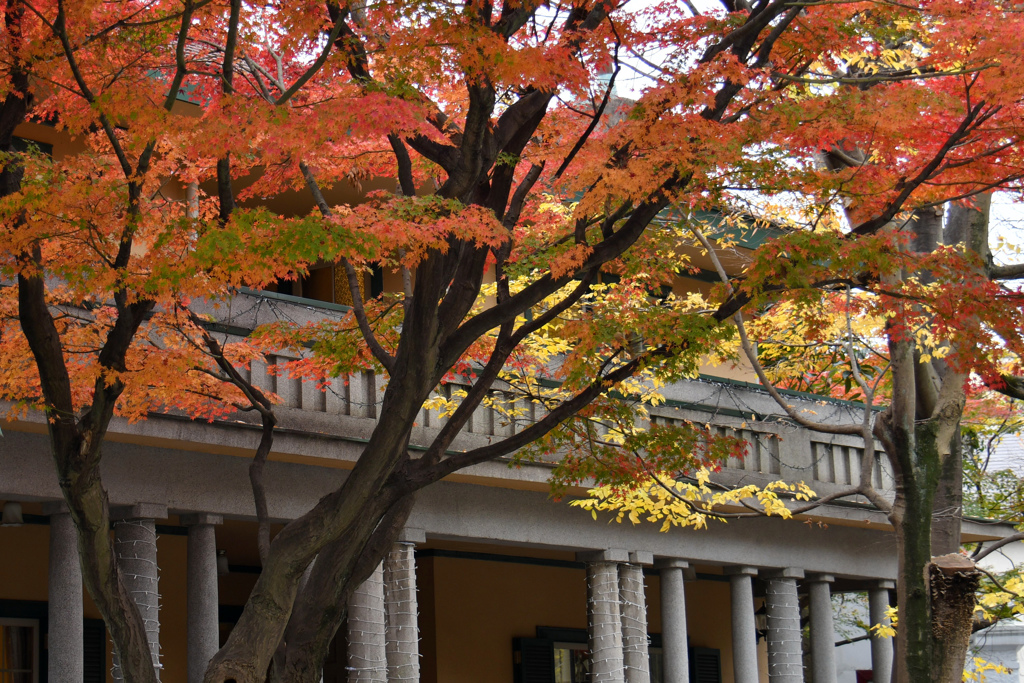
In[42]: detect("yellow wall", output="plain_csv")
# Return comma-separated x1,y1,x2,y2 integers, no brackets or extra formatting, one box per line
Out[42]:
423,553,744,683
0,522,50,604
157,534,188,683
426,555,588,683
0,520,197,683
1,523,771,683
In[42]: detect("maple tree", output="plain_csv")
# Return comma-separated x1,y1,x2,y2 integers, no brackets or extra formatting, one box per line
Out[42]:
581,201,1024,683
3,1,1024,683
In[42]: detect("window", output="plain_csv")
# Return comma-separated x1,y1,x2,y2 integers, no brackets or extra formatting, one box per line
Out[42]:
0,619,38,683
516,628,684,683
553,641,589,683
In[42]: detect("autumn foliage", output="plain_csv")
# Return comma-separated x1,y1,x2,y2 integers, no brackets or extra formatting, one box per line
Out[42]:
3,0,1024,681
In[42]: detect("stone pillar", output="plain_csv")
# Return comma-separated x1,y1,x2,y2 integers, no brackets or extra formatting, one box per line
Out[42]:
656,559,690,683
620,551,652,683
348,562,387,682
807,574,837,683
869,581,895,683
111,503,167,682
764,568,805,683
578,549,629,683
181,513,223,683
385,528,424,683
44,502,83,683
725,566,760,683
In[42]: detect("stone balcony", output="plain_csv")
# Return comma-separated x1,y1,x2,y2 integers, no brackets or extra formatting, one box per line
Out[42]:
185,288,894,505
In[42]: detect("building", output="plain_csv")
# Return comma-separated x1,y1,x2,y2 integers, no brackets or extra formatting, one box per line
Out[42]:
0,122,1014,683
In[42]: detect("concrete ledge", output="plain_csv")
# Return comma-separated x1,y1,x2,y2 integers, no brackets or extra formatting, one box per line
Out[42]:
724,565,759,577
577,548,630,563
762,567,805,579
806,573,835,583
179,513,224,526
398,527,427,544
629,551,654,566
654,558,689,570
41,500,68,516
111,503,168,521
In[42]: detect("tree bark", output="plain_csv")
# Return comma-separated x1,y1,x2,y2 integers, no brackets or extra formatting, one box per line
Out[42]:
278,495,415,683
929,554,981,683
205,250,453,683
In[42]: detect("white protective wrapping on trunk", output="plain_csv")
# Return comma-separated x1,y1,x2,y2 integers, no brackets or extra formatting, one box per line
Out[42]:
348,562,388,682
112,518,162,681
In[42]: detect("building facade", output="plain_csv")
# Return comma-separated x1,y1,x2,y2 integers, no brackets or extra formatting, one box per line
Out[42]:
0,287,1013,683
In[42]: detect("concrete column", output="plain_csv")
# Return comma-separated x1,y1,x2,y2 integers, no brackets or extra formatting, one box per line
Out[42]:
111,503,167,682
764,568,805,683
44,502,83,683
181,513,223,683
348,562,387,682
725,566,760,683
656,558,690,683
579,549,629,683
807,574,837,683
385,528,424,683
869,581,895,683
620,552,652,683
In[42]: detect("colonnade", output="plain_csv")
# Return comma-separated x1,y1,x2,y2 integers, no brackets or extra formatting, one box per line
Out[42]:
40,506,895,683
42,503,427,683
723,565,894,683
574,551,895,683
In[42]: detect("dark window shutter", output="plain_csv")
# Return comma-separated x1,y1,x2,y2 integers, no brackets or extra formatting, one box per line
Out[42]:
83,619,106,683
689,647,721,683
513,637,555,683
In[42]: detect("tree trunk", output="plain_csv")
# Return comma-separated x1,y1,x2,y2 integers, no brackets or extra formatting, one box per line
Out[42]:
278,495,415,683
203,468,404,683
206,254,452,683
930,434,963,557
929,554,981,683
888,415,975,683
890,453,936,683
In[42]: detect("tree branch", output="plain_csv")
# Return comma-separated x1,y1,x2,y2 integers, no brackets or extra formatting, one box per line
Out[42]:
989,263,1024,280
553,46,620,180
273,13,346,105
299,161,396,373
973,532,1024,562
692,223,865,436
188,311,278,563
412,346,675,486
852,98,999,236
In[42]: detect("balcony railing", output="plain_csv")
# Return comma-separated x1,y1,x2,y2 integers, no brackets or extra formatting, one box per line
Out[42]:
197,289,895,497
